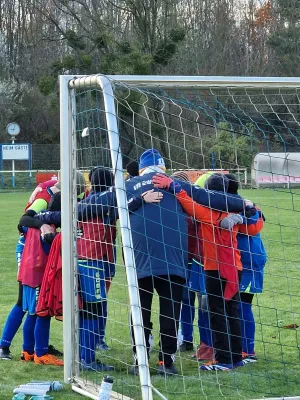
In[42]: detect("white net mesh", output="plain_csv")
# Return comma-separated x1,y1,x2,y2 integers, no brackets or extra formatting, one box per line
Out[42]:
62,75,300,400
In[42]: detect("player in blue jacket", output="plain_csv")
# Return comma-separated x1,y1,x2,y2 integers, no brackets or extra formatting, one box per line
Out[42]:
125,150,190,376
225,174,267,364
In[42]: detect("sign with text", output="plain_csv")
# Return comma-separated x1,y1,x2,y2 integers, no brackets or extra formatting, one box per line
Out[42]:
1,144,30,160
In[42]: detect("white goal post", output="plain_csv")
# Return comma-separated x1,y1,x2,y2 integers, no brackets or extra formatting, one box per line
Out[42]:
60,75,300,400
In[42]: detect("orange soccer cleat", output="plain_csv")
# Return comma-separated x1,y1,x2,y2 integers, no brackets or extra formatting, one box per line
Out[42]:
34,353,64,366
21,351,34,362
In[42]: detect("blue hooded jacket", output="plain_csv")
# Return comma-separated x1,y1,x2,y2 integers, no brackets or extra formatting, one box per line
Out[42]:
238,209,267,293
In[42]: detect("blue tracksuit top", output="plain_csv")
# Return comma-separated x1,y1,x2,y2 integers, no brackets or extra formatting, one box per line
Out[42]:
126,173,188,280
238,210,267,293
238,210,266,270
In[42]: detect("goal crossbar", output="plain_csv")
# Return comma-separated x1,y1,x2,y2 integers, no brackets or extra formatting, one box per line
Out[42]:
67,74,300,89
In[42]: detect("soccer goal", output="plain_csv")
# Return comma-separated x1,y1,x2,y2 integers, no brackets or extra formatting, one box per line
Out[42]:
60,75,300,400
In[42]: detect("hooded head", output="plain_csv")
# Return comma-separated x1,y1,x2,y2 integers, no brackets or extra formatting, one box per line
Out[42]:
139,148,166,174
205,173,229,192
48,191,61,212
126,160,139,178
90,167,114,193
225,173,239,195
171,170,190,182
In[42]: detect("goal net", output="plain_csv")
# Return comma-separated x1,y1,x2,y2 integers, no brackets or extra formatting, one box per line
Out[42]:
60,75,300,400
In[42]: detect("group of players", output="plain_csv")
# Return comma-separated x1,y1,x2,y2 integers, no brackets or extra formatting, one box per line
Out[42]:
0,148,266,375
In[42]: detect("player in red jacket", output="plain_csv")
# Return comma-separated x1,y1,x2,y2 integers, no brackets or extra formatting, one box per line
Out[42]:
0,179,60,361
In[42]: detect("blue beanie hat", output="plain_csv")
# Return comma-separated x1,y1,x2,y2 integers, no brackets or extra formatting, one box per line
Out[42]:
205,174,229,192
139,149,165,171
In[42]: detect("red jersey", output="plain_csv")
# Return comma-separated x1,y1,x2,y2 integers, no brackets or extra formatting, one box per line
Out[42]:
77,218,116,262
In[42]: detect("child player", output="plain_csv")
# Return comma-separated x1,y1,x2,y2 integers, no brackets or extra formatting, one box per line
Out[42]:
0,178,62,361
34,168,115,372
225,174,266,364
179,172,215,360
15,171,85,366
18,192,62,364
153,173,248,371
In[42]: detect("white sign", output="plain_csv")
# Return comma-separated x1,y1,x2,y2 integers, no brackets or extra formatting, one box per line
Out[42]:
2,144,30,160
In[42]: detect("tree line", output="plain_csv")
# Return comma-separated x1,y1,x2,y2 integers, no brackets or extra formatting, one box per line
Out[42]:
0,0,299,168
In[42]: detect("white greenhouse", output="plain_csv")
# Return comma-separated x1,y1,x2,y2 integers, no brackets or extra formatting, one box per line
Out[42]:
251,153,300,188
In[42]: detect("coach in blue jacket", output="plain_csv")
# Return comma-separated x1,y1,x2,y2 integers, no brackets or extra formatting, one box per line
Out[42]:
126,149,189,376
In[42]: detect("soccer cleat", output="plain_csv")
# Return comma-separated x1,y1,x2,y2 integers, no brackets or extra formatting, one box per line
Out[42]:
178,341,194,352
48,345,63,357
34,353,64,366
157,361,178,376
21,351,34,362
0,347,11,360
242,352,257,364
192,342,214,361
81,359,115,372
200,360,233,371
97,341,110,351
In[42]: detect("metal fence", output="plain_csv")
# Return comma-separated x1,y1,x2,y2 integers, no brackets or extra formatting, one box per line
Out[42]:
0,143,60,190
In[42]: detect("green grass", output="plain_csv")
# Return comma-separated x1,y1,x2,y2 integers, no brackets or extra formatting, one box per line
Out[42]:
0,189,300,399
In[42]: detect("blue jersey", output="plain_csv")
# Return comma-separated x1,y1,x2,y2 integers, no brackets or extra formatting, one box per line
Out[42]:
126,173,188,280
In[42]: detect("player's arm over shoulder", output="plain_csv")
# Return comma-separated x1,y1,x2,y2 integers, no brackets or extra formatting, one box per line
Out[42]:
239,209,264,236
19,197,48,230
176,190,219,224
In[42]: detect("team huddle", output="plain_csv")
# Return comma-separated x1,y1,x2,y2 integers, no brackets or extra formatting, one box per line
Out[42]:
0,148,266,375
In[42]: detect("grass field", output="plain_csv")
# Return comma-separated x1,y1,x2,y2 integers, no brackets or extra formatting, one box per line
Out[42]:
0,188,300,400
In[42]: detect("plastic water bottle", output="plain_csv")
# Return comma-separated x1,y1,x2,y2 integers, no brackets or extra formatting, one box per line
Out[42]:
13,387,47,396
30,381,63,391
98,375,114,400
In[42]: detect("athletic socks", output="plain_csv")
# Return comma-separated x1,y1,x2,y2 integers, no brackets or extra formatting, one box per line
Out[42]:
34,316,51,357
98,301,107,344
22,314,37,354
239,301,255,354
0,304,25,348
80,318,99,364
